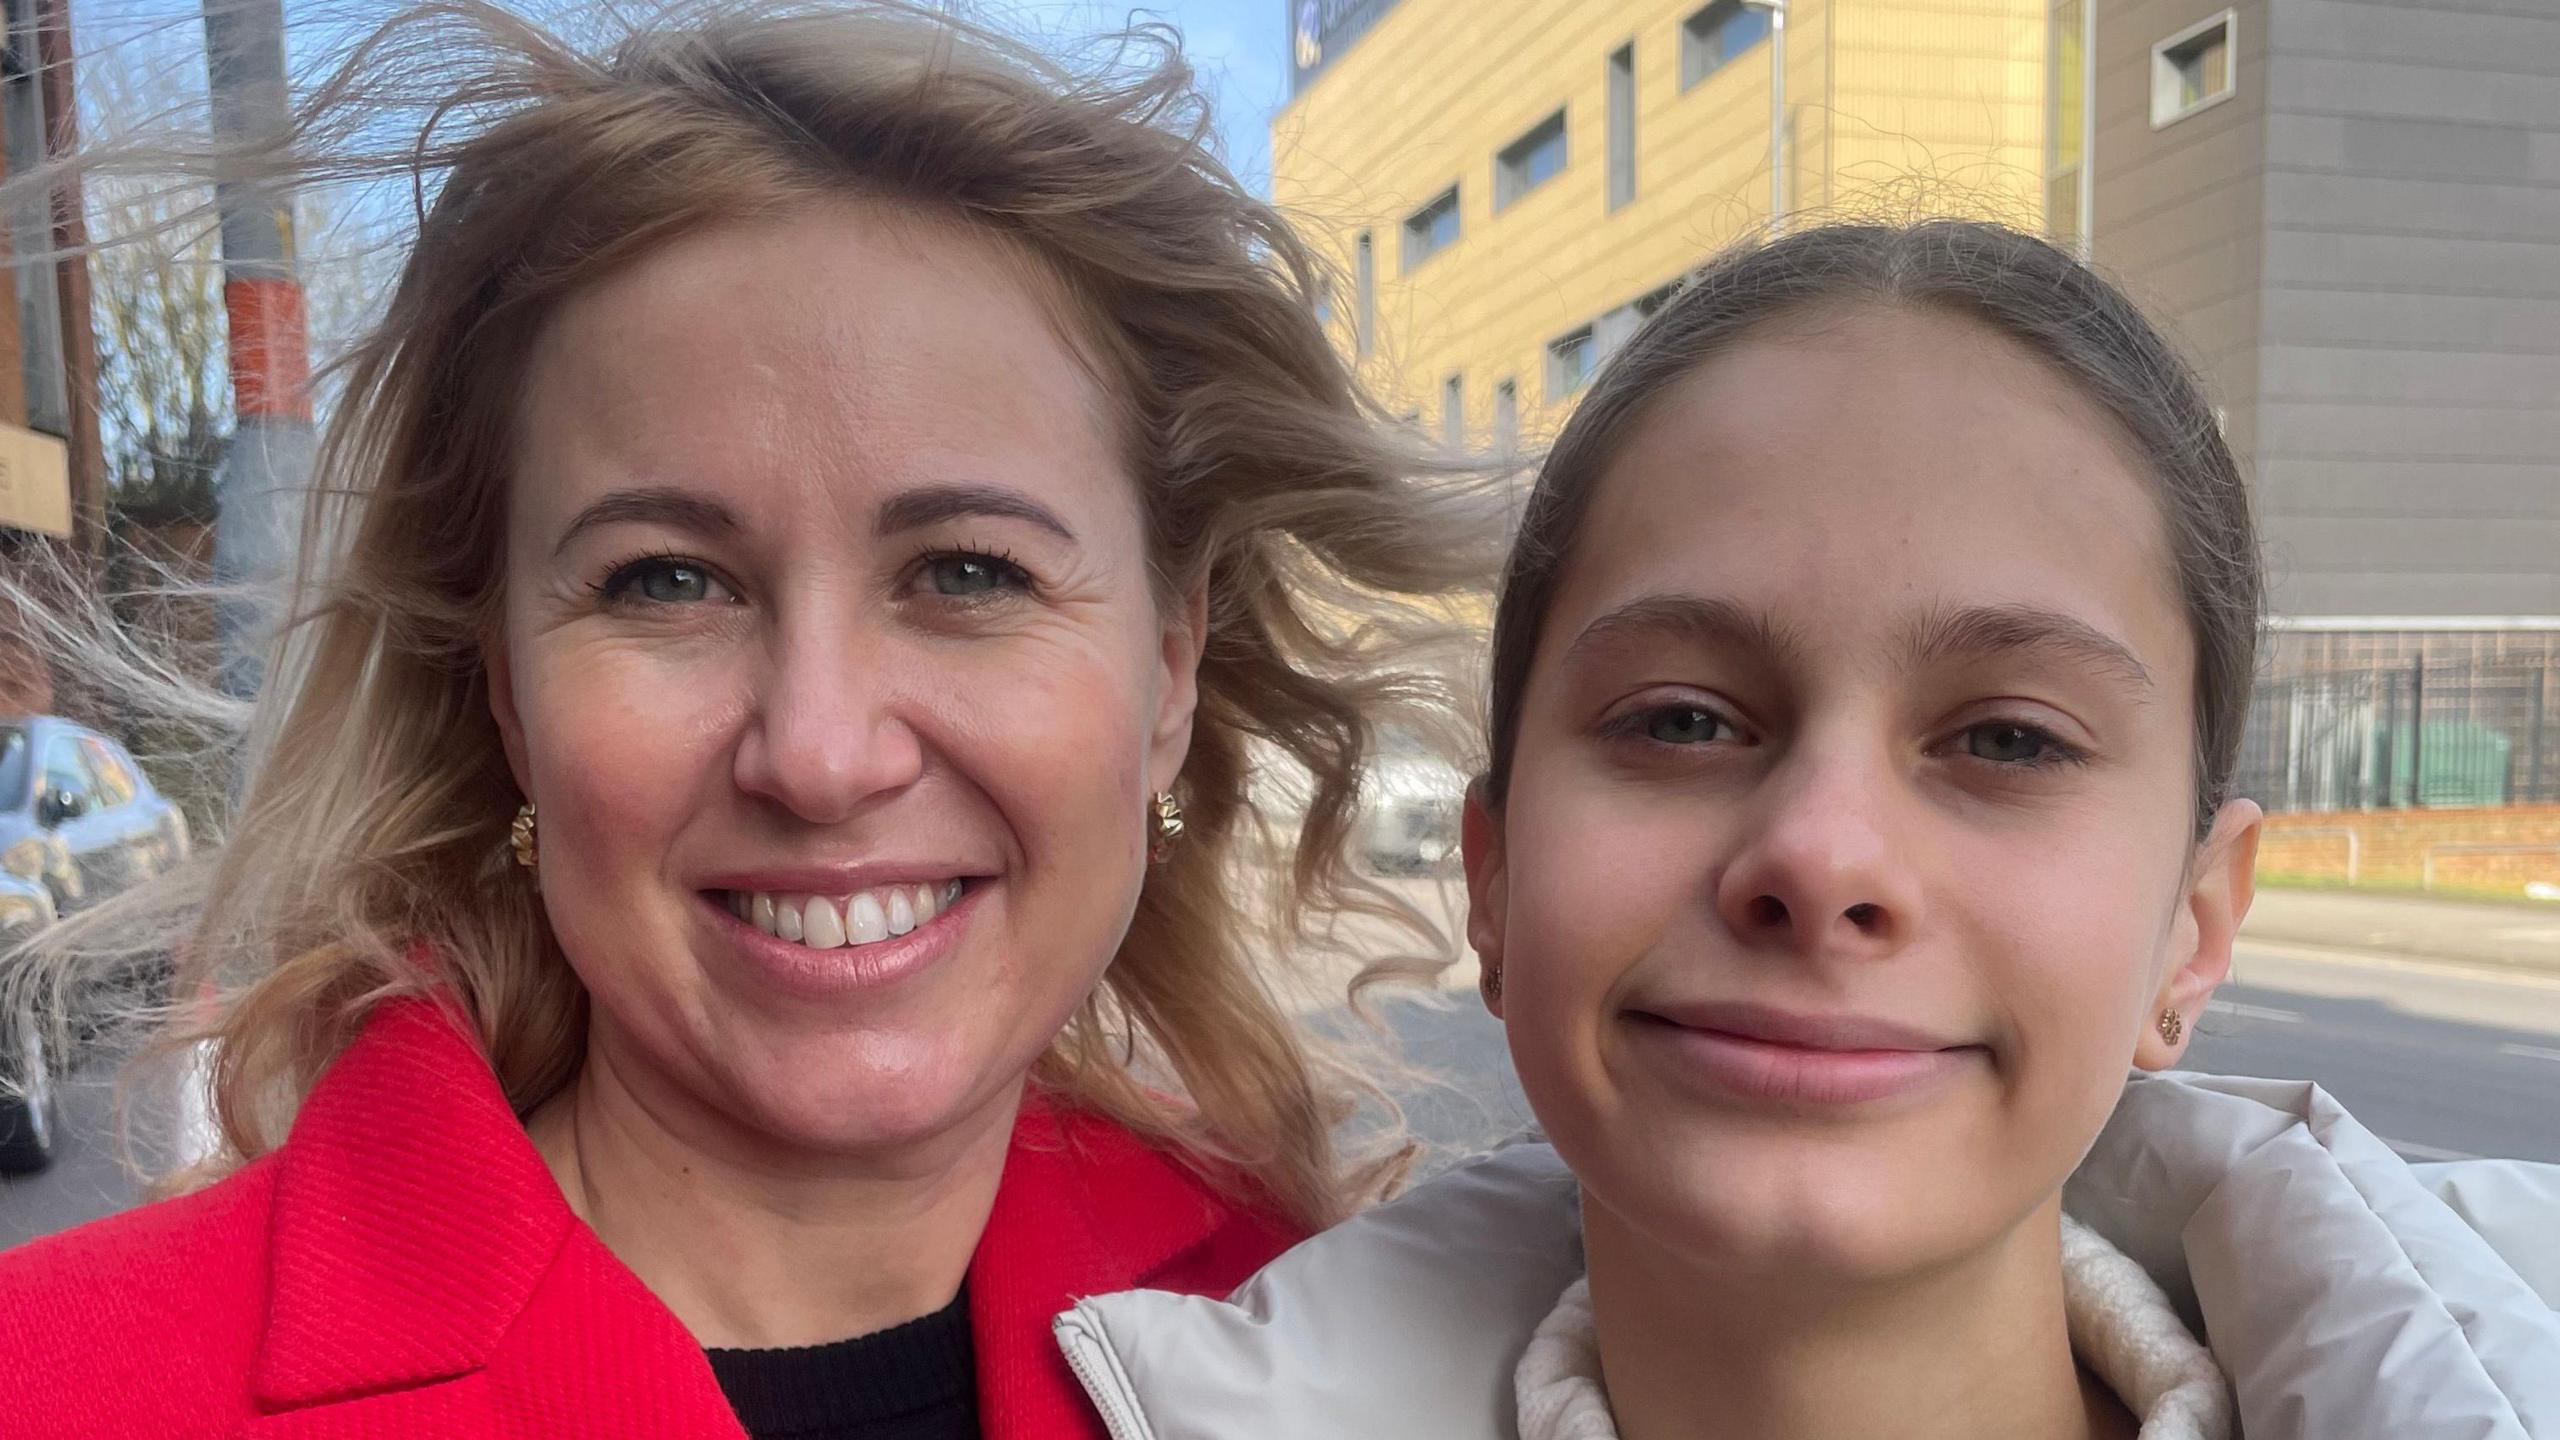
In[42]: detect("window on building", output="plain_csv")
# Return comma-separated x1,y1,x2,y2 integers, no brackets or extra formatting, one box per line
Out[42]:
1441,375,1465,445
1546,327,1597,403
1493,379,1519,452
1606,45,1637,212
2151,11,2235,128
2,0,66,439
1355,231,1376,357
1313,279,1334,332
1495,110,1568,212
2046,0,2091,253
1401,186,1462,270
1681,0,1770,90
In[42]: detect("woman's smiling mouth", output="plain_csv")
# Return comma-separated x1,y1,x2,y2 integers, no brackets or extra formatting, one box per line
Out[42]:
698,873,988,999
723,880,968,949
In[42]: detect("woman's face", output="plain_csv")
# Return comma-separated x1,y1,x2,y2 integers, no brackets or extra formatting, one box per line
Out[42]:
1467,304,2259,1284
491,201,1198,1160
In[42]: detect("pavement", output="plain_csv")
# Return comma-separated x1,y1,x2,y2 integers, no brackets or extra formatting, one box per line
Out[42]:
2240,886,2560,975
8,884,2559,1253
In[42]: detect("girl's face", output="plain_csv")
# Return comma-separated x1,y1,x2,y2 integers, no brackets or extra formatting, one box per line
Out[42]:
1466,304,2259,1284
491,201,1199,1163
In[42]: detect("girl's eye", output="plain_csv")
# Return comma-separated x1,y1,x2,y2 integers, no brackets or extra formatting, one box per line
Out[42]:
1962,722,2075,767
1639,705,1731,746
600,556,731,606
920,551,1031,599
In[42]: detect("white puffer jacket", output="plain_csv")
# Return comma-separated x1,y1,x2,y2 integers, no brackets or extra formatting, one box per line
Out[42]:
1056,1073,2560,1440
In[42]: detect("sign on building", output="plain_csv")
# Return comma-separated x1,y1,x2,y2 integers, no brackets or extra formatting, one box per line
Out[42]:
0,422,70,539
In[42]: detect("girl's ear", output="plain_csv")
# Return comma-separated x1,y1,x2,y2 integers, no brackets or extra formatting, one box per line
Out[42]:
1461,781,1509,1019
2138,798,2262,1070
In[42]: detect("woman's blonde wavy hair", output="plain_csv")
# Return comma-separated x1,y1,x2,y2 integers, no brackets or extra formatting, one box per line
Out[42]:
8,0,1498,1227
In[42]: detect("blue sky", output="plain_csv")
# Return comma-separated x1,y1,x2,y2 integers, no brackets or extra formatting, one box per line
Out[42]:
79,0,1297,193
999,1,1292,193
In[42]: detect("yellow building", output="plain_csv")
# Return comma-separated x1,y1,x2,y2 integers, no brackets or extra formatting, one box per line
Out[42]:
1272,0,2071,444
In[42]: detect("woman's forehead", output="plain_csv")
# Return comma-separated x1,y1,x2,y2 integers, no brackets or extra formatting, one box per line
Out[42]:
506,203,1131,530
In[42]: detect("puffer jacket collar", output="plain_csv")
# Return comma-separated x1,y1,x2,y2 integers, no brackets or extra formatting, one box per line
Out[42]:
1057,1072,2560,1440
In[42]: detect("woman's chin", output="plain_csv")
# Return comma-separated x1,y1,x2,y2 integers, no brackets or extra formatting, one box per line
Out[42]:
722,1047,1021,1159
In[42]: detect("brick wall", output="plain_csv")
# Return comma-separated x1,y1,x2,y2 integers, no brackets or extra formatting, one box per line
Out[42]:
2260,804,2560,893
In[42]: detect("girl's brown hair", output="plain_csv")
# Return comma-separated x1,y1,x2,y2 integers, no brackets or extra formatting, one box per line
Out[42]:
1483,220,2261,838
11,0,1498,1225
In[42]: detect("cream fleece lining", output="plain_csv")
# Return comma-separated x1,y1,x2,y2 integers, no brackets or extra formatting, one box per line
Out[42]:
1517,1216,2234,1440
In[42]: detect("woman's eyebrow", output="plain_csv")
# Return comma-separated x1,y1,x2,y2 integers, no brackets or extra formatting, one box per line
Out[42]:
552,486,739,557
875,483,1078,544
1899,603,2155,694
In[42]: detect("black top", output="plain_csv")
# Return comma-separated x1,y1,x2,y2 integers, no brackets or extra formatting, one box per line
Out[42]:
705,1289,981,1440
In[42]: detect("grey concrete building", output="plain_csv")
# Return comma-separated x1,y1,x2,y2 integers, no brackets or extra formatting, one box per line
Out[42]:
2081,0,2560,678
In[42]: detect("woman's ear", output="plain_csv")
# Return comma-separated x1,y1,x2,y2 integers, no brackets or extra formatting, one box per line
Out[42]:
487,632,534,798
1148,580,1211,793
2138,797,2263,1070
1461,782,1509,1019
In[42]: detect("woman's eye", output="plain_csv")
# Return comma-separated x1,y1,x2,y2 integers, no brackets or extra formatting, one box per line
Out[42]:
921,551,1031,599
602,557,729,606
1643,705,1729,745
1965,722,2063,765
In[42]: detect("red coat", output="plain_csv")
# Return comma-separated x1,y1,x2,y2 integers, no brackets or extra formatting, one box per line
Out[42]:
0,998,1303,1438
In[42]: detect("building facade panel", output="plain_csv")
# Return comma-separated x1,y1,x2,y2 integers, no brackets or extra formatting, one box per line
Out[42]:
2250,0,2560,618
1275,0,2050,436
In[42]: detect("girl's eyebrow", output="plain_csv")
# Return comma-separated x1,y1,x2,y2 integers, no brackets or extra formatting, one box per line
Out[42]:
1899,602,2155,696
1564,592,2154,697
1565,593,1809,672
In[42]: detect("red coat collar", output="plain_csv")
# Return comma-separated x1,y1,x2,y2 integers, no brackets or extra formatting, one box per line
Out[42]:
249,996,1293,1435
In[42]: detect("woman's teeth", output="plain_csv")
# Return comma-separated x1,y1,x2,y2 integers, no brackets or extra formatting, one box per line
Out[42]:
728,880,964,950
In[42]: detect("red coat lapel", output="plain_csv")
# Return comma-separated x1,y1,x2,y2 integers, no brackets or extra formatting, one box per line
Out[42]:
968,1099,1280,1440
239,998,1302,1438
249,996,576,1410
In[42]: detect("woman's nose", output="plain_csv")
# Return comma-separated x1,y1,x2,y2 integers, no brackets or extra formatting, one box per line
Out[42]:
730,625,926,825
1713,740,1920,958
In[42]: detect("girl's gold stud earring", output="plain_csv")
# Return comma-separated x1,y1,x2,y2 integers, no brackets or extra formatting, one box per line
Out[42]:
2158,1008,2184,1046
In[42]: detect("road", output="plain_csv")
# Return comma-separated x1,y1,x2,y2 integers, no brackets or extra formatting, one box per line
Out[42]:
10,915,2560,1253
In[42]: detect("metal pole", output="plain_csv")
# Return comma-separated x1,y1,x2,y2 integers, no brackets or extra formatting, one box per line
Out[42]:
2409,654,2427,809
1746,0,1788,230
202,0,312,702
2530,661,2548,803
1768,0,1787,228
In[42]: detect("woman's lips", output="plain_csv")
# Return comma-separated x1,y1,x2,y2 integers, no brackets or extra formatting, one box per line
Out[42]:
701,879,984,1001
1626,1002,1984,1107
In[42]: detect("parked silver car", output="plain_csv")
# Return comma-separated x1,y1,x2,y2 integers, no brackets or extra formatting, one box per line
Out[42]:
0,869,58,1174
0,716,192,916
1355,730,1467,876
0,717,193,1176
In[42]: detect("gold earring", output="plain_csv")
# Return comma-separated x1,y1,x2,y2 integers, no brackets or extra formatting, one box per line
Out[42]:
1482,964,1503,1003
2157,1008,2184,1046
1148,791,1185,864
510,802,539,874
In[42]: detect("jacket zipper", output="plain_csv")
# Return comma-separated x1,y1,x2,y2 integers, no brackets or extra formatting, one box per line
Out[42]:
1052,1303,1152,1440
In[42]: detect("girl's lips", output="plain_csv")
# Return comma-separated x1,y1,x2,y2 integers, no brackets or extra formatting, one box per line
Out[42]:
1626,1004,1985,1107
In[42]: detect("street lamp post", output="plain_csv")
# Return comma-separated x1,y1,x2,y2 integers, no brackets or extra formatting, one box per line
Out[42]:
1742,0,1788,230
202,0,313,703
